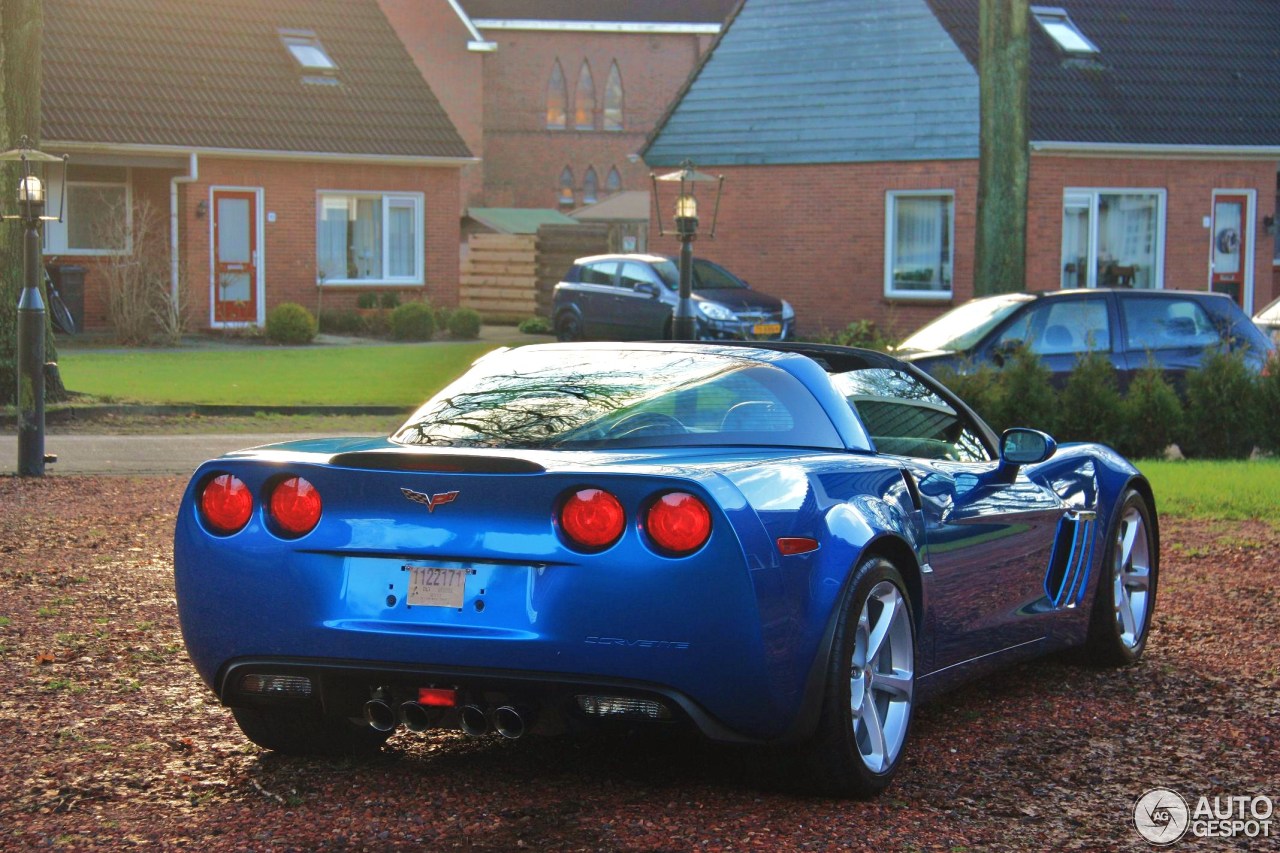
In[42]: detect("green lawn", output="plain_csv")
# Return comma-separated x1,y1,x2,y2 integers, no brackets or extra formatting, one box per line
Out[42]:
57,342,496,407
1136,459,1280,522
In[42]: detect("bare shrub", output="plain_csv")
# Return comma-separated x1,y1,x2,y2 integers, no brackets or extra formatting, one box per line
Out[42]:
96,199,187,345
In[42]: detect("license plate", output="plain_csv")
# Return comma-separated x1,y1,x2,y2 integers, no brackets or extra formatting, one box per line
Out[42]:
752,323,782,336
406,566,471,608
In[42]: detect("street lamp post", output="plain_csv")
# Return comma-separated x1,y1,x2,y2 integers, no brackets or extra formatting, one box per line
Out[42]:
2,137,68,476
651,160,723,340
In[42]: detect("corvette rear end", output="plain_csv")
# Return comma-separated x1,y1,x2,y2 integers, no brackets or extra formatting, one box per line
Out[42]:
175,440,852,745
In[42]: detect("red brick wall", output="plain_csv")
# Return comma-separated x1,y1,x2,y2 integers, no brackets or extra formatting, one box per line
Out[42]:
59,159,461,332
480,30,707,208
645,156,1279,340
378,0,485,210
1028,156,1278,306
46,167,177,331
182,158,461,329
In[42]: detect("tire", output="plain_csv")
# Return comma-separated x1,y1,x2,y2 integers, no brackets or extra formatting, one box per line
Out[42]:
555,311,582,342
1085,488,1158,667
49,289,76,335
231,706,391,757
799,556,916,798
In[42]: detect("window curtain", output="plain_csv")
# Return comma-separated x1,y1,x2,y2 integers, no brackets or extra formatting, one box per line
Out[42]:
387,201,414,278
894,197,947,290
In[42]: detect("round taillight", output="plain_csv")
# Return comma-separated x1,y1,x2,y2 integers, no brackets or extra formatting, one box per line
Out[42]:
269,477,322,536
200,474,252,534
560,488,625,550
645,492,711,555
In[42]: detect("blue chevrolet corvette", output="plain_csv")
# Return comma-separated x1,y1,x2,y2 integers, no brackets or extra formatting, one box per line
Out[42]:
174,341,1158,797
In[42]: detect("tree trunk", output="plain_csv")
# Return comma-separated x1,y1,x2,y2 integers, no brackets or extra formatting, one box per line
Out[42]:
974,0,1030,296
1,0,65,404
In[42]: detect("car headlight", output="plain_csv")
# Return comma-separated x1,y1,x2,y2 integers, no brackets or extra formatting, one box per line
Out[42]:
782,300,794,320
696,301,737,322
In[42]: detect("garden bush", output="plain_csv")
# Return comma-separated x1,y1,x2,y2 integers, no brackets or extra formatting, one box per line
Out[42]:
356,292,379,309
447,307,483,340
379,291,402,310
1183,350,1260,459
933,361,1003,428
1258,353,1280,454
390,301,437,341
1117,359,1184,459
318,309,363,336
987,346,1058,435
518,315,553,335
1055,350,1123,446
265,303,317,345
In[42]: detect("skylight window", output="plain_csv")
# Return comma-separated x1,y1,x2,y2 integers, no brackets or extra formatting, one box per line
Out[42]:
279,29,337,71
1031,7,1100,55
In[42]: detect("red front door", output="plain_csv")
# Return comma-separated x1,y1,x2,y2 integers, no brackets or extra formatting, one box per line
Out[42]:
1210,193,1249,307
213,190,258,323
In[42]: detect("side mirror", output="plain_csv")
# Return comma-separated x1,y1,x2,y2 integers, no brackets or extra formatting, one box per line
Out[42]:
635,281,660,299
1000,428,1056,465
980,428,1056,486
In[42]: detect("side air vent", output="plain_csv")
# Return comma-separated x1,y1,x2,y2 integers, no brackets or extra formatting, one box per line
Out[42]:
330,451,545,474
1044,510,1097,608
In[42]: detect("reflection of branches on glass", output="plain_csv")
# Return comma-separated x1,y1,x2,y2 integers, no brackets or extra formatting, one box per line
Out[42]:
833,368,943,405
392,352,743,449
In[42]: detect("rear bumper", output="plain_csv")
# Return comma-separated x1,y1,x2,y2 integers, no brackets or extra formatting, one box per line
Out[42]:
218,656,765,743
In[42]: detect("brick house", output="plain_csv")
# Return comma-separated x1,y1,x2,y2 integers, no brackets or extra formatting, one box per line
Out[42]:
42,0,472,332
378,0,735,212
642,0,1280,337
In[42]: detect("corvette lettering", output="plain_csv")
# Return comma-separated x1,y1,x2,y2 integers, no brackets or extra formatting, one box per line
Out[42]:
585,636,690,650
400,487,459,513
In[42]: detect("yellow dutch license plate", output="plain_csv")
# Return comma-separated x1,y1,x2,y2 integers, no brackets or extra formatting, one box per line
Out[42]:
406,566,470,608
752,323,782,336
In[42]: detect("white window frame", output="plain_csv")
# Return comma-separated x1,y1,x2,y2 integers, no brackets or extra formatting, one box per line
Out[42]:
280,29,337,71
884,190,954,301
1031,6,1100,55
1061,188,1167,290
42,167,132,256
316,191,424,286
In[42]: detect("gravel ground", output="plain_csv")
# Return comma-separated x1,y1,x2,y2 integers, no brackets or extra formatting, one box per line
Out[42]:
1,476,1276,851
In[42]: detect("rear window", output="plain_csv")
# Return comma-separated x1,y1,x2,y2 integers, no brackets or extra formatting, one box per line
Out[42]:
393,347,843,450
1121,297,1220,350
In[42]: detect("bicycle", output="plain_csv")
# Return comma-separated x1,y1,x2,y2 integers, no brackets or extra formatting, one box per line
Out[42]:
43,265,77,335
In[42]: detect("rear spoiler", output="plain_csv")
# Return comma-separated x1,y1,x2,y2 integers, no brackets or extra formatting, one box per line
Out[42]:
329,450,545,474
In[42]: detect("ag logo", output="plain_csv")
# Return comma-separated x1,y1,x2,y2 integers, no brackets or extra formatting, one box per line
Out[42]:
1134,787,1190,845
400,487,459,513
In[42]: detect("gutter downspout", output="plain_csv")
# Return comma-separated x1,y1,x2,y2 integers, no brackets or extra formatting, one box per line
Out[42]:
170,152,199,306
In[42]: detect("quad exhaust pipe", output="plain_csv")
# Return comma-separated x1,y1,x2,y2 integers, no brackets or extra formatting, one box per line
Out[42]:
493,705,528,740
362,698,397,732
364,696,529,739
459,704,490,736
398,701,441,733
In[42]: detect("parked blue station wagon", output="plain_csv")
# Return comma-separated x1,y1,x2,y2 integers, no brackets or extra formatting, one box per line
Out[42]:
895,289,1274,388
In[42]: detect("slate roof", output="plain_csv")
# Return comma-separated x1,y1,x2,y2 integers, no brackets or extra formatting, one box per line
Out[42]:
43,0,472,159
643,0,981,167
460,0,738,25
644,0,1280,167
928,0,1280,147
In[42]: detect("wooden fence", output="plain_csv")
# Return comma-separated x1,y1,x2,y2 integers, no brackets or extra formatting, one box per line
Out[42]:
458,234,538,320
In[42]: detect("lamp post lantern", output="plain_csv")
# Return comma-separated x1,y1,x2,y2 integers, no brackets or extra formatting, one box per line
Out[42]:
2,137,68,476
651,160,723,340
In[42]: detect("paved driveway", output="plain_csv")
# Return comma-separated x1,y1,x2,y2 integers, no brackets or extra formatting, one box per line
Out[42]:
0,433,351,476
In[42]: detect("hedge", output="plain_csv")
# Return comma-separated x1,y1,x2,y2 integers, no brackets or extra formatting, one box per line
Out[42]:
932,348,1278,460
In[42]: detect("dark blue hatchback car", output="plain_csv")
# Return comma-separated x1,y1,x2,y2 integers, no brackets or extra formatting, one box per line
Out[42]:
553,253,795,342
895,289,1274,388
